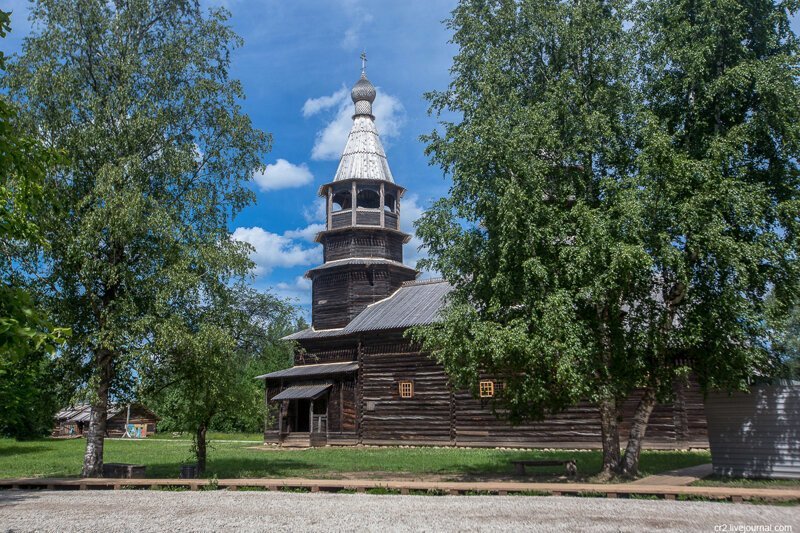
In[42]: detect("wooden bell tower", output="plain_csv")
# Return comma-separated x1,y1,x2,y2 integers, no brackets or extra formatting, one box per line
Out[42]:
307,60,417,330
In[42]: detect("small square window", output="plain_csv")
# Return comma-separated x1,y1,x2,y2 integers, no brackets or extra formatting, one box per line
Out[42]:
399,381,414,398
479,380,494,398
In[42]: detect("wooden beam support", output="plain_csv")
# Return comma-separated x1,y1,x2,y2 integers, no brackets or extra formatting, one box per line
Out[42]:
351,181,357,227
379,182,385,227
327,187,333,230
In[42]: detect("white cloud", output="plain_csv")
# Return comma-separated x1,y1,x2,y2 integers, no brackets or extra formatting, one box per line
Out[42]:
303,199,327,224
306,88,405,161
399,194,430,270
285,223,325,243
253,159,314,191
302,87,348,117
274,276,313,307
338,0,373,50
232,226,321,276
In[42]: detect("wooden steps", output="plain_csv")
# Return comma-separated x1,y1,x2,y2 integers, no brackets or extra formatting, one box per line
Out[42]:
280,433,312,448
1,477,797,504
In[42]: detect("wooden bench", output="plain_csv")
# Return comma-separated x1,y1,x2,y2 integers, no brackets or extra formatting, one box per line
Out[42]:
511,460,577,477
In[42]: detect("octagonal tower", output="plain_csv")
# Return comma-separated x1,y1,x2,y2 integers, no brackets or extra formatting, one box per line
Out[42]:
307,62,417,330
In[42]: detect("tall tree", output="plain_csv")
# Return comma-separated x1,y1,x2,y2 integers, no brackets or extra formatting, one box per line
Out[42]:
627,0,800,472
0,9,68,439
413,0,799,477
142,284,296,473
768,298,800,379
5,1,269,476
413,0,647,477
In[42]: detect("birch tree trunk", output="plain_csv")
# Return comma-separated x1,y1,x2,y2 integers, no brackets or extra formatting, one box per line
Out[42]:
81,348,113,477
598,397,621,477
618,387,657,477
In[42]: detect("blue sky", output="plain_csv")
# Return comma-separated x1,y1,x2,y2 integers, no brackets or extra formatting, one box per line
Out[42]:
4,0,460,318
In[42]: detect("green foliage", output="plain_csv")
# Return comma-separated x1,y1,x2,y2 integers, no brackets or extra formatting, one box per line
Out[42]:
141,283,296,465
412,0,800,475
770,302,800,379
0,345,60,439
633,0,800,391
0,9,69,439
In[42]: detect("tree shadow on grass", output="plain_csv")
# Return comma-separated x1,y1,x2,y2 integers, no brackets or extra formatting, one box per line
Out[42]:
141,458,317,479
0,445,50,458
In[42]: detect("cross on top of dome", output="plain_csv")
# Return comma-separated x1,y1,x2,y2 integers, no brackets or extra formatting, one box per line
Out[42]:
351,52,376,110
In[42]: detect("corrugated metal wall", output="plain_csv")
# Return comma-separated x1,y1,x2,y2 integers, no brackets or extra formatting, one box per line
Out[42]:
705,385,800,479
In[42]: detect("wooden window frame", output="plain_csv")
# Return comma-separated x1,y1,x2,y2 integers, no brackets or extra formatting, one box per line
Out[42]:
479,380,495,398
399,380,414,399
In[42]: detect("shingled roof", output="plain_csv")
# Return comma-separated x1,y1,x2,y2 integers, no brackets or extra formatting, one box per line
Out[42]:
283,279,452,341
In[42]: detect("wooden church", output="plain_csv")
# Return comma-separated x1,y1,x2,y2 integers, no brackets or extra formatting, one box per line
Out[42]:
257,64,709,449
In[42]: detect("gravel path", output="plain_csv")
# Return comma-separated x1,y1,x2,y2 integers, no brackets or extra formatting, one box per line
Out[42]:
0,490,797,532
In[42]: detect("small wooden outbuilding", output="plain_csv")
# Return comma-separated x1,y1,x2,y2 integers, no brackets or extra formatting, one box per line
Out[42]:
53,404,158,438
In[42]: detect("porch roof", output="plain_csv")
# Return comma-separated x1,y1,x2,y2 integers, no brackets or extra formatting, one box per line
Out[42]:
271,384,332,401
255,361,358,381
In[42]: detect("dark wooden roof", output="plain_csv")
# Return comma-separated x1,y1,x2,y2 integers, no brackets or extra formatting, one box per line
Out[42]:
271,384,332,400
255,361,359,381
305,257,415,276
55,404,158,423
283,279,452,341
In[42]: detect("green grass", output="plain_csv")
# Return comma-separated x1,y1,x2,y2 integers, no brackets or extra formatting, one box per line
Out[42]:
692,475,800,489
0,437,710,481
148,432,262,442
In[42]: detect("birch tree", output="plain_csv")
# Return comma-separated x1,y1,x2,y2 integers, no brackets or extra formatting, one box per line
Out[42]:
413,0,799,477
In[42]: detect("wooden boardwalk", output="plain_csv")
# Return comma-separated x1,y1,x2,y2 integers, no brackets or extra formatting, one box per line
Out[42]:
631,463,713,486
0,477,797,504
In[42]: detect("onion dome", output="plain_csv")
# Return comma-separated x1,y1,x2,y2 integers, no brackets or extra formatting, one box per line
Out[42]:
351,52,376,115
352,74,376,104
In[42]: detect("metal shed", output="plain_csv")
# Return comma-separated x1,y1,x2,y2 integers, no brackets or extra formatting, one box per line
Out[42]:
705,383,800,479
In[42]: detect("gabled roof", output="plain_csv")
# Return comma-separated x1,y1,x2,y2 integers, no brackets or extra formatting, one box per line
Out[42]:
283,279,452,341
55,404,157,423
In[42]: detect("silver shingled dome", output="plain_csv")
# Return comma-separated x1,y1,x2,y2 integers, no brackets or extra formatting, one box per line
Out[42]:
351,74,376,104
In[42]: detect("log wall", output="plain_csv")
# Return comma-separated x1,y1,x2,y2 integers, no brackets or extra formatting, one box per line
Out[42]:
105,406,158,437
360,340,452,444
354,333,708,448
311,265,415,330
269,333,710,449
322,230,405,263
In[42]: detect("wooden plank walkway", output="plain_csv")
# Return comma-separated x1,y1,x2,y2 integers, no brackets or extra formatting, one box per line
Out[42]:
0,477,797,503
631,463,713,486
